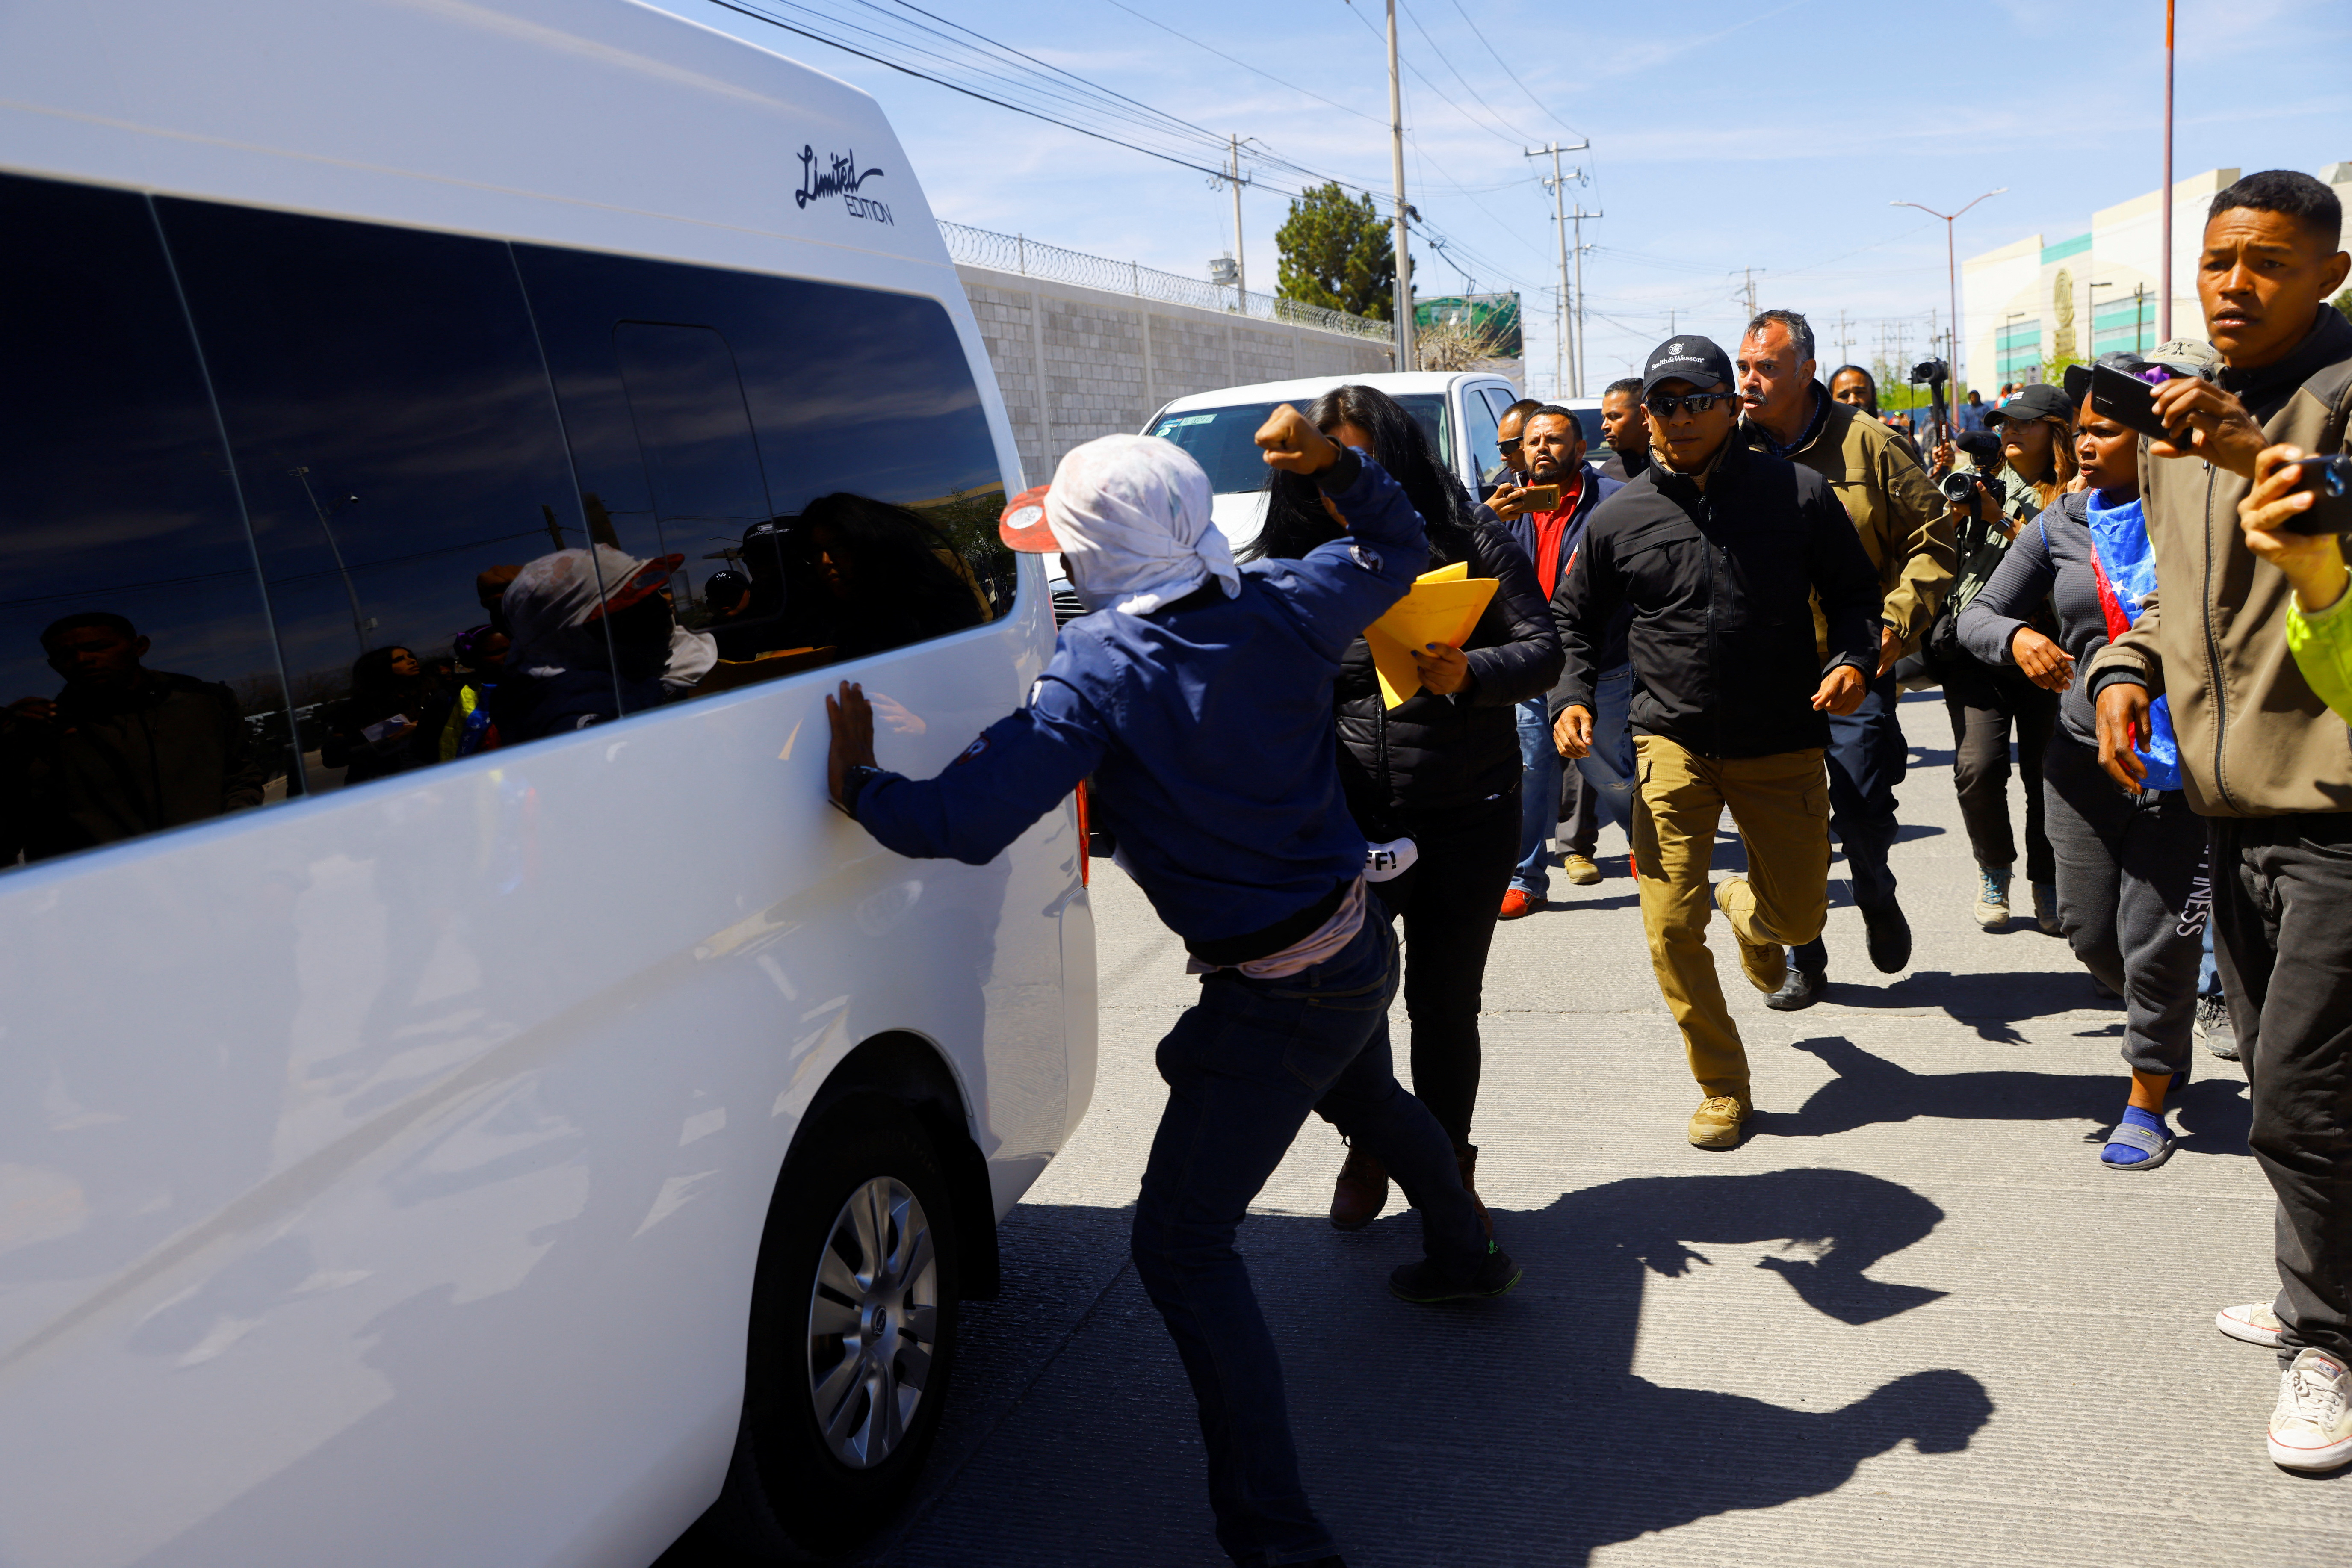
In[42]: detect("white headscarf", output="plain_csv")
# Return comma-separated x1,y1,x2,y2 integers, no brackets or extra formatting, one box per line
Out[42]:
1045,434,1239,616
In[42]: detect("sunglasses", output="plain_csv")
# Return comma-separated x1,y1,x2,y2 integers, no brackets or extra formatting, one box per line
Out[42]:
1644,390,1739,418
1496,437,1522,454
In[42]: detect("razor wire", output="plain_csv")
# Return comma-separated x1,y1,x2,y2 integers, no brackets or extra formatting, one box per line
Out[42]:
939,220,1394,344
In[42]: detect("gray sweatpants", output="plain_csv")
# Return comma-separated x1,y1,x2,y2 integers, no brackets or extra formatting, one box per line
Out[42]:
2041,729,2207,1076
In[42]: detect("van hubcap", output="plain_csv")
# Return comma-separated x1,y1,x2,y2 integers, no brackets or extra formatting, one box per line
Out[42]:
807,1176,939,1468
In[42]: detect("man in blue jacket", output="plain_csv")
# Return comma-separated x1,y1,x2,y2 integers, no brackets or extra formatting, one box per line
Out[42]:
825,411,1513,1568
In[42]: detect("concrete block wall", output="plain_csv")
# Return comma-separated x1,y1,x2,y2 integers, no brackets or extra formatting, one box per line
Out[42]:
956,263,1392,486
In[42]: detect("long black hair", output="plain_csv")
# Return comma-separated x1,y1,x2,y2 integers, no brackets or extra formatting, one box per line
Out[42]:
1247,384,1477,567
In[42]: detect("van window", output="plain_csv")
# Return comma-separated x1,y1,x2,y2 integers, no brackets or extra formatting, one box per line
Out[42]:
0,173,294,871
516,245,1010,680
155,199,591,777
1462,386,1503,487
612,322,774,625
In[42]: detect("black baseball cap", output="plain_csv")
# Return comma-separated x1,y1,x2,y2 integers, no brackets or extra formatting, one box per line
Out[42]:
1987,383,2075,423
1641,335,1735,396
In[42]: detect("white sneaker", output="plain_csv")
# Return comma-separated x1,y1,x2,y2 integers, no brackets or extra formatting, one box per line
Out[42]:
2269,1347,2352,1472
1972,866,2010,930
2216,1302,2285,1347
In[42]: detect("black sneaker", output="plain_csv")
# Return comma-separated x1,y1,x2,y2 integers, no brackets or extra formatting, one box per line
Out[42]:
1389,1242,1521,1303
1765,966,1825,1011
1859,897,1912,974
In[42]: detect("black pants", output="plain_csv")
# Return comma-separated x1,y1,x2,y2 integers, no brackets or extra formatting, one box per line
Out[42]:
1945,664,2057,884
2209,812,2352,1367
2041,729,2207,1076
1366,789,1521,1147
1795,670,1907,973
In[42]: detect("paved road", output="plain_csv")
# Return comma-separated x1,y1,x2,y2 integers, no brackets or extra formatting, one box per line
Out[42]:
861,693,2346,1565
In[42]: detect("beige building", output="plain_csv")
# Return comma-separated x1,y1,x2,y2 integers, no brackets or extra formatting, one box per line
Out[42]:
1961,162,2352,393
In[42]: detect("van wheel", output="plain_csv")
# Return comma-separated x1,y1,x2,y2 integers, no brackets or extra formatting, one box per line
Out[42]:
710,1098,962,1561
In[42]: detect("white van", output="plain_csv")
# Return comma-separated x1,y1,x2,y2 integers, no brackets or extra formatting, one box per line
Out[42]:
1143,373,1607,554
0,3,1091,1565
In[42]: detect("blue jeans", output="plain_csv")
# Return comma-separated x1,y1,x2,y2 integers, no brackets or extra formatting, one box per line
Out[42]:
1794,670,1905,974
1130,915,1486,1565
2199,916,2222,998
1566,663,1637,853
1512,697,1564,896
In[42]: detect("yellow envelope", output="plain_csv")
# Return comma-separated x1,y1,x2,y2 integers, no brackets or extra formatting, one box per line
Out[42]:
1364,562,1498,708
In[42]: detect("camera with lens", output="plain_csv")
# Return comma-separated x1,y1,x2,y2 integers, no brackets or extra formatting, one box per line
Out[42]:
1939,468,2007,506
1940,430,2008,509
1908,357,1950,388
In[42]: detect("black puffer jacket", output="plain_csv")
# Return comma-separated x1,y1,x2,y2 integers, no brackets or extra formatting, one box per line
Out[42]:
1336,512,1562,833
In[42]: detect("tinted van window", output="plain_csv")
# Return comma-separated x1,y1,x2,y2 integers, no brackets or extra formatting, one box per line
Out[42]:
0,174,293,871
156,198,591,777
517,246,1010,678
1462,385,1502,487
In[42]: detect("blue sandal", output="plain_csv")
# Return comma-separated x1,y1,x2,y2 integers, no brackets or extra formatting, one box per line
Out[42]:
2101,1107,2175,1170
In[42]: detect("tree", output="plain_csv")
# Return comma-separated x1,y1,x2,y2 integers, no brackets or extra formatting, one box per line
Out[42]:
1276,183,1394,322
2335,286,2352,325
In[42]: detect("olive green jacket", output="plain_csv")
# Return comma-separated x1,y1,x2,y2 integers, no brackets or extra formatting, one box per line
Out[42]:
2087,307,2352,817
1745,389,1955,660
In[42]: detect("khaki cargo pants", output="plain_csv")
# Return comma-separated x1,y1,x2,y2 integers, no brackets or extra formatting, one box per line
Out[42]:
1631,735,1832,1104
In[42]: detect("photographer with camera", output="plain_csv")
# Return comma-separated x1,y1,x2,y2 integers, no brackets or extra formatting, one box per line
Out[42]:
1737,310,1954,1007
2084,170,2352,1473
1929,383,2074,934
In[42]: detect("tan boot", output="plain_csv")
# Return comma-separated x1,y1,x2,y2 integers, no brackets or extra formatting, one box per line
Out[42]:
1330,1143,1389,1231
1687,1095,1750,1150
1454,1141,1492,1237
1713,876,1787,994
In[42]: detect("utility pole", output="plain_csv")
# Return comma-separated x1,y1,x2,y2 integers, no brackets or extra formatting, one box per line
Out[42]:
1524,139,1588,400
2160,0,2176,343
1386,0,1413,369
1836,307,1853,368
1733,267,1762,323
1226,134,1247,304
2134,283,2148,354
1569,206,1601,398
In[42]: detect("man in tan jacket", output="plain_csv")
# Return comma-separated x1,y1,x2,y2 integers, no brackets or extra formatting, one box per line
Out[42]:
2086,168,2352,1475
1740,309,1955,1007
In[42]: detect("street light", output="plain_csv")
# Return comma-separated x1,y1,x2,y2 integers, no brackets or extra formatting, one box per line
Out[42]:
288,465,373,656
1892,189,2006,399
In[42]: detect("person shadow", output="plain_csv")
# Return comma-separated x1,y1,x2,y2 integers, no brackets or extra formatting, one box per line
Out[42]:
1815,967,2119,1044
1758,1036,2253,1155
846,1167,1993,1567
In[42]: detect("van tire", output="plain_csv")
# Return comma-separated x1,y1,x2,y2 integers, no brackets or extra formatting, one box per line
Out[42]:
706,1095,963,1562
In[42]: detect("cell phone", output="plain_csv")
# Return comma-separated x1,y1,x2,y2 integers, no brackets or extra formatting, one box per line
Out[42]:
361,715,411,744
2088,362,2173,441
2278,454,2352,537
1518,484,1561,510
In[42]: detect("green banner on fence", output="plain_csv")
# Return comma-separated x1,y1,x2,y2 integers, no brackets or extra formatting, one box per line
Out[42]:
1412,292,1522,357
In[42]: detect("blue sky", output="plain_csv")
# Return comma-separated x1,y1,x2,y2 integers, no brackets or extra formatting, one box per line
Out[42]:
656,0,2352,399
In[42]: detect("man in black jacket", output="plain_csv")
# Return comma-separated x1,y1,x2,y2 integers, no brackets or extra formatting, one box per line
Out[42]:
0,611,268,863
1556,337,1880,1149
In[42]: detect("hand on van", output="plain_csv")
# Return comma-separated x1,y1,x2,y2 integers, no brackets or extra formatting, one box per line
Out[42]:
1255,405,1339,475
826,680,877,808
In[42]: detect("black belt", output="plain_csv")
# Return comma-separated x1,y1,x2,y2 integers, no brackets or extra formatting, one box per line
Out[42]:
1186,877,1353,968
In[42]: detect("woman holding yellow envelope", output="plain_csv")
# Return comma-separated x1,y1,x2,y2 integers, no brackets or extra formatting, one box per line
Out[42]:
1249,384,1563,1228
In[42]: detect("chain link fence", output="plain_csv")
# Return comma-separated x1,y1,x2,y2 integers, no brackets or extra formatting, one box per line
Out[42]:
938,220,1395,345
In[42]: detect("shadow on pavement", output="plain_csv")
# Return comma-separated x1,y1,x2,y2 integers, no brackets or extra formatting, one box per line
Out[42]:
1761,1037,2253,1156
847,1167,1989,1567
1820,966,2107,1042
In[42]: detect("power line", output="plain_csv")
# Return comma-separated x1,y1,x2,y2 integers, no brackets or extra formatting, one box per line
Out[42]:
1093,0,1387,128
1439,0,1585,143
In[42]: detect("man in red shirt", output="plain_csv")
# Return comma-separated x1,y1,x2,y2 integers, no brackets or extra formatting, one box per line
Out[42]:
1489,406,1622,912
